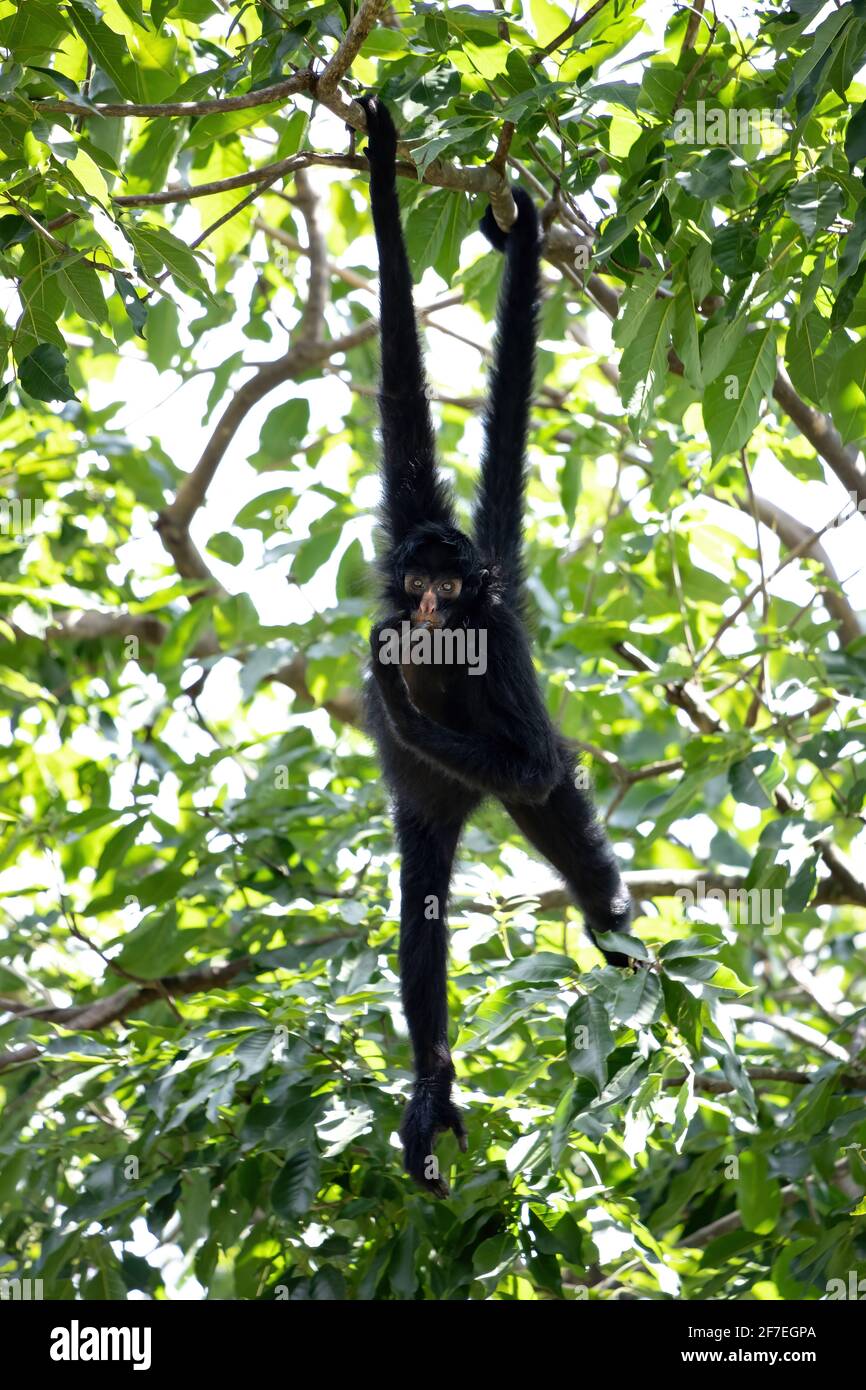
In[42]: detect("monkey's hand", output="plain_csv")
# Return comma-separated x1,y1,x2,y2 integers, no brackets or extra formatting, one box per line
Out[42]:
479,185,539,254
356,93,398,180
400,1072,468,1199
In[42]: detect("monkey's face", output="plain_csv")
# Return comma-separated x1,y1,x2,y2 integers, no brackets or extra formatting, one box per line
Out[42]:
403,571,463,627
390,526,480,623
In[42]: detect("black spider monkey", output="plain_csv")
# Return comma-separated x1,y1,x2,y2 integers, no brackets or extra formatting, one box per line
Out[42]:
359,95,634,1197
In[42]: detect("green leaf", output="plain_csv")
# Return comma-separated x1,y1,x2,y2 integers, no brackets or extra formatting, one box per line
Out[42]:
272,1149,320,1217
703,327,777,459
68,0,142,102
595,931,650,962
596,192,658,260
179,1171,211,1244
112,271,148,336
618,296,674,434
785,311,830,402
157,601,214,671
291,522,345,585
116,911,183,975
559,452,581,529
737,1149,782,1234
127,223,213,300
612,970,663,1028
508,951,576,983
58,259,109,326
146,296,180,370
711,220,759,278
847,99,866,168
676,148,734,202
785,178,845,240
184,102,283,151
252,398,310,469
18,343,76,402
335,538,365,599
673,286,701,389
837,197,866,286
781,7,852,109
565,995,615,1094
829,336,866,444
424,12,449,51
234,488,297,533
95,818,141,879
206,531,243,566
405,190,467,282
389,1226,418,1297
612,267,664,351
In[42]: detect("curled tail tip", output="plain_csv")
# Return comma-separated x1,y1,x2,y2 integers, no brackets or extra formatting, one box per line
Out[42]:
479,186,539,253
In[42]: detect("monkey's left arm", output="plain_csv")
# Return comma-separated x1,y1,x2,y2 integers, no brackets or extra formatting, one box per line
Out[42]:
472,187,541,589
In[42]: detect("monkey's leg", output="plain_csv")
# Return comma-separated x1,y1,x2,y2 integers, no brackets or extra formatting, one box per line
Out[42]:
394,800,467,1197
504,773,634,967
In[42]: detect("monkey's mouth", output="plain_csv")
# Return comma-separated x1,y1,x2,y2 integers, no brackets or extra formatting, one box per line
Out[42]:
410,610,443,628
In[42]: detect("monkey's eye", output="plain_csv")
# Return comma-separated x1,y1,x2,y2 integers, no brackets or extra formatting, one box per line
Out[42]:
412,578,423,589
439,582,453,593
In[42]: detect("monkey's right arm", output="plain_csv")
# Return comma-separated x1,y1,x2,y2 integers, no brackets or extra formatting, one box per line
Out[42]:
368,616,560,804
358,95,453,543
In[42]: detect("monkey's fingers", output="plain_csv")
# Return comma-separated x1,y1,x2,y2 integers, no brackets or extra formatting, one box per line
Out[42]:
448,1113,469,1153
403,1137,450,1199
428,1172,450,1200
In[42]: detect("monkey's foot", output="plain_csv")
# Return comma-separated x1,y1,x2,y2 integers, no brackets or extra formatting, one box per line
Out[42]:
400,1076,468,1199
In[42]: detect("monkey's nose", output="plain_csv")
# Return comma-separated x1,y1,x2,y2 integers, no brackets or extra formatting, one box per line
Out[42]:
419,592,436,617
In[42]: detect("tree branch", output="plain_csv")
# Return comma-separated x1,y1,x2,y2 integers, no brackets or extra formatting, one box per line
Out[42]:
34,0,388,121
739,492,862,645
528,0,613,66
315,0,391,99
293,168,328,344
772,368,866,509
464,866,866,915
33,70,315,119
254,217,375,293
733,1006,849,1062
663,1067,864,1095
682,0,707,53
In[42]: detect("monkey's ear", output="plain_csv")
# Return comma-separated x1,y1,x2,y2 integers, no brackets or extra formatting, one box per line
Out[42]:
479,186,539,252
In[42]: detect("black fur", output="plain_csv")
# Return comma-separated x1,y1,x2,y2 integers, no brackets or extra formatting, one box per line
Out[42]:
360,95,635,1197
